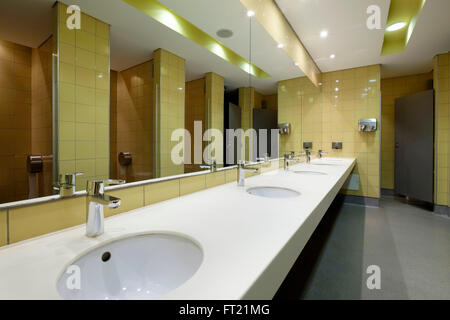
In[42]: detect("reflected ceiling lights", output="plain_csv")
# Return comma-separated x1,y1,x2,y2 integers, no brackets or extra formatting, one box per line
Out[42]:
320,30,328,38
122,0,270,78
386,22,407,32
330,54,336,59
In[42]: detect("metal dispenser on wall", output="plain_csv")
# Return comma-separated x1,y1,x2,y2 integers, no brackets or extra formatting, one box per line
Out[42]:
278,123,290,135
118,152,132,178
358,118,377,132
27,155,43,198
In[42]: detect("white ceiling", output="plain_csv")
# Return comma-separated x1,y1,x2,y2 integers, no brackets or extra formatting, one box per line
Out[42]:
0,0,449,94
276,0,450,78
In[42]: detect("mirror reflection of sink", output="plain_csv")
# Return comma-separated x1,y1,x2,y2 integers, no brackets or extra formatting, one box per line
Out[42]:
57,234,203,300
247,186,300,198
293,170,327,176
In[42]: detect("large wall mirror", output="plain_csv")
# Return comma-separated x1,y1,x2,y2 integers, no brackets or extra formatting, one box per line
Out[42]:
0,0,285,206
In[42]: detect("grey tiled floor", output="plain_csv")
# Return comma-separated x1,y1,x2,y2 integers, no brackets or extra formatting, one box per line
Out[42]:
275,196,450,300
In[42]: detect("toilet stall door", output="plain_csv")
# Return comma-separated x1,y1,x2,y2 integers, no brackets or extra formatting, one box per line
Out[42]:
394,90,434,203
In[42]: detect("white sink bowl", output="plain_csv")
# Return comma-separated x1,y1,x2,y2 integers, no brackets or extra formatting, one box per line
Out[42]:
293,170,327,176
57,233,203,300
247,186,300,198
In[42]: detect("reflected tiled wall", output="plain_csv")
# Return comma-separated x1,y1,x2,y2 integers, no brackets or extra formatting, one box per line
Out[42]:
380,72,433,190
279,65,381,198
434,53,450,207
205,72,224,167
56,3,110,190
0,39,32,203
112,61,154,182
255,91,278,110
31,36,54,197
153,49,185,177
1,159,284,246
185,77,205,173
239,87,255,160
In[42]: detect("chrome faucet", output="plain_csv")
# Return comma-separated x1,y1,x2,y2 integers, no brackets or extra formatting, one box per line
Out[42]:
200,159,217,173
318,150,328,159
300,150,312,163
237,160,259,186
283,152,302,171
53,172,83,197
256,153,270,165
86,179,125,237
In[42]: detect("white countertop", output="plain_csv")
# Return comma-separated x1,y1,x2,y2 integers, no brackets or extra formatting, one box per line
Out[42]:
0,157,355,300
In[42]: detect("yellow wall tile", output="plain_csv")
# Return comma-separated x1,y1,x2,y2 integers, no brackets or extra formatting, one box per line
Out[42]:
145,179,180,205
75,30,95,52
206,171,225,188
104,186,144,217
9,197,85,243
180,175,206,196
0,210,6,246
76,48,95,69
225,168,237,183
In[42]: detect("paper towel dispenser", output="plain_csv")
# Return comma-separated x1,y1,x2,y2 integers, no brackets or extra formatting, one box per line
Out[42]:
119,152,132,166
278,123,290,135
27,155,43,173
358,118,377,132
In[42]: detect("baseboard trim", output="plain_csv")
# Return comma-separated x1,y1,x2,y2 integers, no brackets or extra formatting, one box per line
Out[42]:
338,194,380,207
434,205,450,218
381,188,395,196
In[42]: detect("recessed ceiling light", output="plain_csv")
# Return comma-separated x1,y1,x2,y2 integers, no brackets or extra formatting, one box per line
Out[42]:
277,43,284,49
335,80,339,83
330,54,336,59
369,79,377,83
247,10,255,17
386,22,407,32
320,30,328,38
216,29,234,38
294,62,299,66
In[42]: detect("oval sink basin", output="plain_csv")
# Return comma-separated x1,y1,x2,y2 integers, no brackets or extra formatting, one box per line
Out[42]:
293,170,327,176
247,186,300,198
57,234,203,300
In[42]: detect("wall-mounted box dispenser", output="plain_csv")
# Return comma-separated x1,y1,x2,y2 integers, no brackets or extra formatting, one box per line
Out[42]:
303,142,312,149
358,118,377,132
119,152,132,166
27,155,43,173
332,142,343,150
278,123,290,135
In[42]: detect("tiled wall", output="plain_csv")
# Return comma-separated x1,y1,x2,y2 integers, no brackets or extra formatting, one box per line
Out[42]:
434,53,450,207
239,87,255,160
255,91,278,110
205,72,224,167
0,210,6,246
279,65,381,198
56,3,110,190
153,49,185,178
31,36,54,197
380,72,433,190
111,61,154,182
0,39,32,203
110,70,117,177
1,159,283,246
185,77,205,173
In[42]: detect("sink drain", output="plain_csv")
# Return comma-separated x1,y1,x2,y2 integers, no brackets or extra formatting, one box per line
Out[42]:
101,252,111,262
